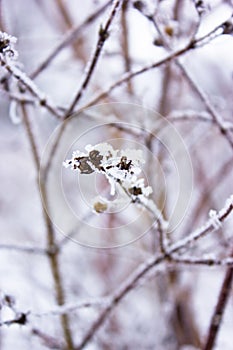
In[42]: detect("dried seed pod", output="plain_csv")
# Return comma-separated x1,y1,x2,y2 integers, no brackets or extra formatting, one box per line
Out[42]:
93,201,108,213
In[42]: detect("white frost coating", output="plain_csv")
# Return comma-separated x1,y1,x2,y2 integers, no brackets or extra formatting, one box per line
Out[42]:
224,194,233,210
0,31,18,58
63,143,167,224
9,100,21,124
209,209,222,229
171,194,233,252
0,32,17,44
85,142,118,159
120,148,145,164
72,150,87,158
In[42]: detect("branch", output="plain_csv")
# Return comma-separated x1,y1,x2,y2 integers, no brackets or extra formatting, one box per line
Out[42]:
41,0,123,182
76,195,233,349
32,328,64,350
0,55,62,118
0,244,46,254
30,0,111,79
203,247,233,350
73,15,232,114
139,7,233,151
32,298,108,318
64,0,123,119
169,255,233,267
21,103,74,349
174,64,233,150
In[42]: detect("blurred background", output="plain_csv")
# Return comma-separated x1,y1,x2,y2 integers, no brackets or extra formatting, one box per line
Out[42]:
0,0,233,349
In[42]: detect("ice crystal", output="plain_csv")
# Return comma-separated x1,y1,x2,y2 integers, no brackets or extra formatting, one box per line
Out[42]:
209,209,222,229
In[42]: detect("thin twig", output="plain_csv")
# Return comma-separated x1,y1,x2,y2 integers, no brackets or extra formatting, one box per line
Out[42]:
32,328,65,350
175,64,233,150
182,157,233,239
64,0,123,119
169,255,233,267
203,247,233,350
76,195,233,349
0,56,62,118
32,298,108,317
42,17,230,185
73,15,230,114
0,244,46,254
30,1,111,79
143,7,233,150
42,0,123,181
121,0,133,94
21,103,75,350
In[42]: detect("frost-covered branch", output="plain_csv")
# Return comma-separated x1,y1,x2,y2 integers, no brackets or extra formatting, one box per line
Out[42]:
138,6,233,151
20,96,74,349
32,298,108,318
0,58,62,118
0,243,46,254
203,246,233,350
64,0,123,118
0,31,62,119
77,195,233,349
74,15,233,113
31,328,64,350
30,1,111,79
168,255,233,267
64,142,167,228
168,109,233,131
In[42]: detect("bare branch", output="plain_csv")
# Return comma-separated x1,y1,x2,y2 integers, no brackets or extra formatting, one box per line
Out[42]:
0,55,62,118
77,195,233,349
203,247,233,350
74,15,232,113
64,0,123,119
30,1,111,79
0,244,46,254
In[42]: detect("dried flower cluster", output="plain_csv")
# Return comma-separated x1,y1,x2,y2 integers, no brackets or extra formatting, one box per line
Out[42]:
64,143,153,213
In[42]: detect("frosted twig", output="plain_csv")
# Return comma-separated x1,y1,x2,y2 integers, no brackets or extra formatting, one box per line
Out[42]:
30,1,111,79
174,65,233,150
32,328,64,350
209,210,222,230
3,90,37,104
64,0,123,119
32,298,108,317
41,0,123,183
73,15,233,114
21,103,74,349
0,244,46,254
120,0,133,94
0,54,62,118
168,110,233,131
182,157,233,237
168,110,212,122
203,246,233,350
145,10,233,151
169,255,233,267
77,195,233,349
